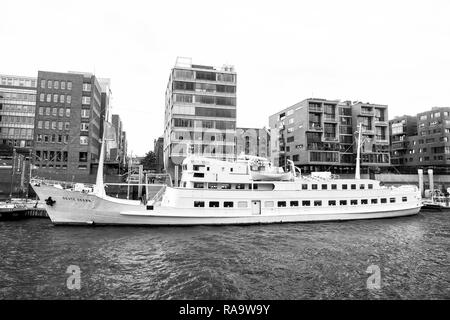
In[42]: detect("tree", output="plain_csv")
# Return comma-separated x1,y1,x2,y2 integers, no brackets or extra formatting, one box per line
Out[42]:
141,150,157,171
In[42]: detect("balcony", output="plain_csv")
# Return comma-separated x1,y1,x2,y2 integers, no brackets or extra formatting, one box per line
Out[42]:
323,136,339,142
374,119,388,125
360,109,374,115
308,106,323,113
323,114,337,122
375,136,389,144
308,122,322,131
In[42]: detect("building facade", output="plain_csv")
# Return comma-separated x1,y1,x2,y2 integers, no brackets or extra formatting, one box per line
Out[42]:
33,71,103,181
389,107,450,173
351,102,390,170
269,98,390,174
236,127,270,158
389,115,418,166
163,57,237,185
0,74,37,155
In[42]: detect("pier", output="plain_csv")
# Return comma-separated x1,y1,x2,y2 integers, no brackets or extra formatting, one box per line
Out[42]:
0,207,48,220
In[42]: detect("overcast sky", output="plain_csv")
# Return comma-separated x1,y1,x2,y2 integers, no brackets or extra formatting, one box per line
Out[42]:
1,0,449,156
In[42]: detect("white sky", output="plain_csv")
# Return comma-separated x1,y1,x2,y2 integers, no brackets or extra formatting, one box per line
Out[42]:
1,0,449,156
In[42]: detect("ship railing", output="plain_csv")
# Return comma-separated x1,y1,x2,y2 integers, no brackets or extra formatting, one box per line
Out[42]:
30,177,95,190
148,185,166,206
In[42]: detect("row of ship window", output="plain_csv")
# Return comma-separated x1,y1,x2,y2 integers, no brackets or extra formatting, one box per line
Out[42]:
193,197,408,208
189,182,374,190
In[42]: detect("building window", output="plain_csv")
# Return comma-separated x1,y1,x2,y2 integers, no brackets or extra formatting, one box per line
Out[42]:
194,201,205,207
328,200,336,206
47,80,52,88
52,108,57,116
381,198,387,203
314,200,322,206
302,200,310,206
368,184,373,189
390,198,396,203
67,82,72,90
290,201,299,207
59,108,64,117
342,184,348,190
61,81,66,90
66,109,70,117
81,109,90,118
82,83,91,91
351,184,356,190
402,197,407,202
361,199,368,205
312,184,318,190
64,122,70,130
302,184,308,190
38,107,44,115
350,200,358,205
39,93,44,102
360,184,365,189
37,121,42,129
46,94,51,102
58,122,63,130
66,95,71,104
82,96,91,105
80,123,89,131
80,136,88,145
44,121,49,129
321,184,327,190
371,199,378,204
40,80,45,88
60,95,65,103
79,152,88,162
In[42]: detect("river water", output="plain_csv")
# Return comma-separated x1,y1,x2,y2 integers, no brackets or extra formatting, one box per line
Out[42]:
0,211,448,299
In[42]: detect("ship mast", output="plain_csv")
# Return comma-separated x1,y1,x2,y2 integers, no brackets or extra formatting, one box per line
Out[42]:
355,122,362,180
94,119,107,197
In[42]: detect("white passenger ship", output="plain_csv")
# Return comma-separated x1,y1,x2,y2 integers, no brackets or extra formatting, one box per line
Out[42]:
31,125,422,226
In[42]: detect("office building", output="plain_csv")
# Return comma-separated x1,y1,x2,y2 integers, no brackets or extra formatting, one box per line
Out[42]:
0,74,37,155
235,127,270,158
33,71,103,181
163,57,237,185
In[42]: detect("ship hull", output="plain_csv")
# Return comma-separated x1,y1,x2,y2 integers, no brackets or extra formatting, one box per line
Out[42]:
32,184,421,226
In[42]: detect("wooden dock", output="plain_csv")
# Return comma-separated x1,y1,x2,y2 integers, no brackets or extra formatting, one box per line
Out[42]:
0,207,48,220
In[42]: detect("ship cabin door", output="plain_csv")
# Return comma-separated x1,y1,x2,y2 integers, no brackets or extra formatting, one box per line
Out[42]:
251,200,261,215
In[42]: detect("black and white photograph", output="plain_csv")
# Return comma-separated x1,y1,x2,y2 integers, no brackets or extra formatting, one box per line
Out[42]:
0,0,448,312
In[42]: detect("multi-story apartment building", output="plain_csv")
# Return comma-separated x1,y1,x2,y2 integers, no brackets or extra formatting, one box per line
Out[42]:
163,57,237,185
236,127,270,158
389,115,418,166
351,102,390,169
33,71,103,181
269,98,341,173
389,107,450,173
269,98,390,174
0,74,37,155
